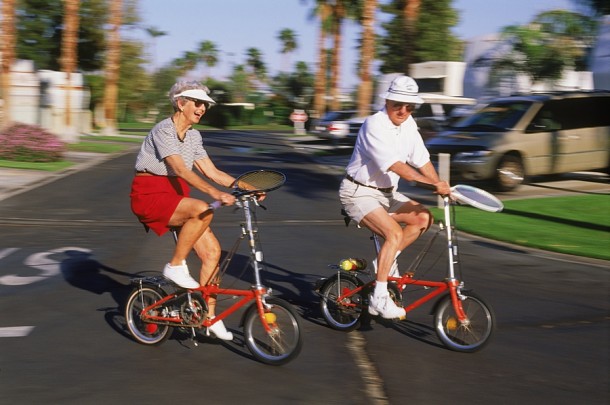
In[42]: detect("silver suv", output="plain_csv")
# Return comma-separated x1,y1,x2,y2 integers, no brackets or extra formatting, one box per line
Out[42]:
426,91,610,191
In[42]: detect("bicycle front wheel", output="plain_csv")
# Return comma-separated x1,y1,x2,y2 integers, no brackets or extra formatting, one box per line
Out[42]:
319,275,365,331
434,291,495,353
243,297,303,366
125,286,172,345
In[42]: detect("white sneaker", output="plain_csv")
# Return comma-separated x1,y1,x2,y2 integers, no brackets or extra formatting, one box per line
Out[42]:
162,263,200,289
208,318,233,341
368,294,406,319
371,257,400,278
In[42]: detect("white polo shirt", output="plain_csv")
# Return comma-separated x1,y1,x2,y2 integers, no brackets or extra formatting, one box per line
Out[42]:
345,107,430,189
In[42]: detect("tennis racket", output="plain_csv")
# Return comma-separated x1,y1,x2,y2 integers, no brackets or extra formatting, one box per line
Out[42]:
451,184,504,212
233,169,286,193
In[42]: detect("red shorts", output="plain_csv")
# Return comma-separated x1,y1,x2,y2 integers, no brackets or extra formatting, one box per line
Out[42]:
130,176,191,236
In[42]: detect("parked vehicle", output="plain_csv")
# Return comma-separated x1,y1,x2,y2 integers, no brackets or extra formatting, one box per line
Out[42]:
426,91,610,191
310,110,361,144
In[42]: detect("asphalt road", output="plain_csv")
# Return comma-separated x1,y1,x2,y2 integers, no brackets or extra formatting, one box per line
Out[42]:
0,130,608,404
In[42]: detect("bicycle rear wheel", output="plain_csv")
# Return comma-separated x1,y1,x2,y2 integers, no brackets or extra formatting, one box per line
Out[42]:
243,297,303,366
319,275,365,331
125,286,172,345
434,291,495,353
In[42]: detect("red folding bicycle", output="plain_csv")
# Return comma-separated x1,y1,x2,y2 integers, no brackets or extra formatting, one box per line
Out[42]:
316,182,501,352
124,170,302,365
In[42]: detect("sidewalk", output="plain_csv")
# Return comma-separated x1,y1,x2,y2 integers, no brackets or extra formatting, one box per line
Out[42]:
0,151,122,202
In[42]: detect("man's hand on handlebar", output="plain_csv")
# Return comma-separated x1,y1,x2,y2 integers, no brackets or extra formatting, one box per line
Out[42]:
434,181,451,197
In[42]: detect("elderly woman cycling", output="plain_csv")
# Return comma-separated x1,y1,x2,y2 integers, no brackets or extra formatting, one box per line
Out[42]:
130,81,236,340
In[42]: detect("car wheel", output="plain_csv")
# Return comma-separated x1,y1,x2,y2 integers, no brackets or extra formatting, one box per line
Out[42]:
495,155,524,191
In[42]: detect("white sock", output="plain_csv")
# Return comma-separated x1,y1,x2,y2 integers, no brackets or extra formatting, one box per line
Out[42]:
374,281,388,298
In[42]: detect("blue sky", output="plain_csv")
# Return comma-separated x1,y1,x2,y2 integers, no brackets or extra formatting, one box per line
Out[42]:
131,0,576,89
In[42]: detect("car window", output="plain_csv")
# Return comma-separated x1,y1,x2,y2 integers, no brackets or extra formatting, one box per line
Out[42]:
527,101,561,132
553,96,610,130
454,101,532,131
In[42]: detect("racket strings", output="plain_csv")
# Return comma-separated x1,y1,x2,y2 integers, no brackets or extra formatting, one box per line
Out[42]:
235,170,285,192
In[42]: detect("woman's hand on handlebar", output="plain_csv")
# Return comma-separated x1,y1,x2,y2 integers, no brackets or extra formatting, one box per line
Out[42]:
213,190,236,207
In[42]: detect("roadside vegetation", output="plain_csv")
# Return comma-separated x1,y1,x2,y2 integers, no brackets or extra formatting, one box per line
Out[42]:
431,195,610,261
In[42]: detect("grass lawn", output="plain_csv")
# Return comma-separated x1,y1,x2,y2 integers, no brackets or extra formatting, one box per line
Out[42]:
0,159,73,171
431,194,610,261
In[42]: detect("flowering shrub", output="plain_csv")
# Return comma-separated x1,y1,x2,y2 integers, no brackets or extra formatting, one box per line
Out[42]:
0,123,65,162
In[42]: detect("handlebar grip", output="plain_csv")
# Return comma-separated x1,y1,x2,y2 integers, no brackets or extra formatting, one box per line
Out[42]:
208,200,223,211
414,181,437,191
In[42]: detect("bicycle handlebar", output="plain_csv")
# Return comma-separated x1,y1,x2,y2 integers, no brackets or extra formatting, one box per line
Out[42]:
208,200,223,211
414,181,437,191
414,181,451,199
208,191,265,212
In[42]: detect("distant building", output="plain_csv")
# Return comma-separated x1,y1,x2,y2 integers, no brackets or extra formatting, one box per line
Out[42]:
590,15,610,90
0,59,90,142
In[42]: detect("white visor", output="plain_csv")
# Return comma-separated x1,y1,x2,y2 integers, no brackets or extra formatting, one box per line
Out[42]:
174,89,216,105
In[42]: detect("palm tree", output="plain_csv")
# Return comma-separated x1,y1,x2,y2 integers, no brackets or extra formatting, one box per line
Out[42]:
358,0,377,117
60,0,79,140
145,26,167,71
328,0,346,111
404,0,421,70
198,40,219,80
0,0,16,128
179,51,199,77
245,47,267,84
277,28,298,72
312,1,331,116
103,0,122,136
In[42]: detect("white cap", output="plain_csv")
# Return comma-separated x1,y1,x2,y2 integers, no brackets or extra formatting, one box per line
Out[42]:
174,88,216,105
380,76,424,104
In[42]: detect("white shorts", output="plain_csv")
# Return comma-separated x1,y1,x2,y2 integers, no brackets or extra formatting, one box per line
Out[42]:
339,178,411,224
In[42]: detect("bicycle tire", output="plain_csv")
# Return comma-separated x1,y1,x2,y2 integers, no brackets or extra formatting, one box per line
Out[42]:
319,274,365,331
125,286,172,345
243,297,303,366
433,291,495,353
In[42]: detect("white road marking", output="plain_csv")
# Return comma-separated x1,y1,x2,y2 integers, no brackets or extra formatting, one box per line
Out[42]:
0,326,35,337
347,331,389,404
0,247,19,260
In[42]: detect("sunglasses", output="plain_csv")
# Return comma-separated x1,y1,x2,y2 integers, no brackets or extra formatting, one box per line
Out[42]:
185,97,208,108
389,102,416,112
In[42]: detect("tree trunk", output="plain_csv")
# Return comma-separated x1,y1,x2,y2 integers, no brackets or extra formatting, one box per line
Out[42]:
0,0,16,128
358,0,377,117
103,0,122,136
329,3,345,112
404,0,420,72
313,4,330,118
61,0,79,141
